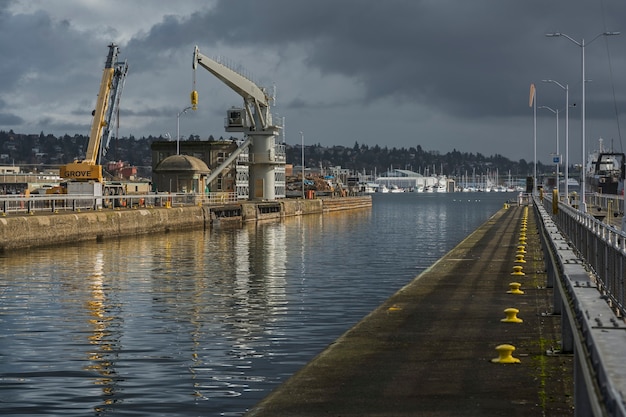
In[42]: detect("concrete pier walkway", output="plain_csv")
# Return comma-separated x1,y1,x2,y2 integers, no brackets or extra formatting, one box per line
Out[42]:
245,205,574,416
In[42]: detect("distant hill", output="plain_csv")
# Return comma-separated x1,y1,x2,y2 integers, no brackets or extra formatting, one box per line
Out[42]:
0,129,550,180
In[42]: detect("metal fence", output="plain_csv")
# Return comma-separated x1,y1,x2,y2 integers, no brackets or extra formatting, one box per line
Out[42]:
542,193,626,317
535,195,626,416
0,192,239,215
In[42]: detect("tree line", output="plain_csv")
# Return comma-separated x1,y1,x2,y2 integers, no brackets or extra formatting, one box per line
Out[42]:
0,130,550,179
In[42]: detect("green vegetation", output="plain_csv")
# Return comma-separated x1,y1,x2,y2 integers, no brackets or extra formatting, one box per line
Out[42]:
0,130,557,180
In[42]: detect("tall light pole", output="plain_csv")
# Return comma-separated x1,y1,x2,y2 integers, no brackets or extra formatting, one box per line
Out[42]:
530,83,537,195
546,31,620,212
542,80,570,199
539,105,560,192
177,106,192,155
300,131,305,199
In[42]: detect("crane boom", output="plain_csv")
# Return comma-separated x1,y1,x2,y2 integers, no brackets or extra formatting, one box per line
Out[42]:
60,43,128,183
192,45,283,200
193,46,273,130
101,57,128,159
193,46,268,108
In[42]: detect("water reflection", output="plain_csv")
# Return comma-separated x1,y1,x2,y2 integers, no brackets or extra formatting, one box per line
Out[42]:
0,194,507,416
82,250,121,412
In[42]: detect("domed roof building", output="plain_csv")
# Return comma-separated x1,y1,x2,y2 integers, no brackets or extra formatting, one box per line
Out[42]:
153,154,210,194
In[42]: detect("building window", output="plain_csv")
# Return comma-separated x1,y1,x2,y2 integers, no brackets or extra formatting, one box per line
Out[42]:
217,151,229,164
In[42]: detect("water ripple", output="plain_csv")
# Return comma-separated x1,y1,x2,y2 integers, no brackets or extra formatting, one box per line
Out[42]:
0,193,508,416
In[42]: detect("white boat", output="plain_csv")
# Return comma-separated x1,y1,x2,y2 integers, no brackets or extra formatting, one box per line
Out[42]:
378,184,389,193
362,182,379,193
390,185,404,193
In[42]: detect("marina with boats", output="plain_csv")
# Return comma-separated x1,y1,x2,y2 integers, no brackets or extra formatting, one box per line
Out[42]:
360,167,527,194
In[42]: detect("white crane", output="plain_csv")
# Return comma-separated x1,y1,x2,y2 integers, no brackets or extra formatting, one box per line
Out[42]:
192,46,283,200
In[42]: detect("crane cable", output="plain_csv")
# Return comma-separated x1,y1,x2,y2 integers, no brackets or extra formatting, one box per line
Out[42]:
191,55,198,110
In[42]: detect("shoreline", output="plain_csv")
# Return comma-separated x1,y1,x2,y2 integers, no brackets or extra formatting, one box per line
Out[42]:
0,196,371,251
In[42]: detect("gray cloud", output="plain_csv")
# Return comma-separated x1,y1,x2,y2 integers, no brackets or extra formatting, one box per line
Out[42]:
1,0,626,163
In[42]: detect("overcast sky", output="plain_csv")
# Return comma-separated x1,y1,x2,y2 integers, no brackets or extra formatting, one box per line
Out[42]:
1,0,626,164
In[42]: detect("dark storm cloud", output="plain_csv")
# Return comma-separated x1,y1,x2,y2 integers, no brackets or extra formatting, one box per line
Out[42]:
0,112,23,125
0,96,23,125
0,9,96,86
124,0,626,121
2,0,626,162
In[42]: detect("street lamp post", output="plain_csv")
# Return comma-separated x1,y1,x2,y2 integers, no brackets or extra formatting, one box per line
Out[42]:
542,80,570,199
546,31,620,212
300,131,305,199
539,105,560,192
177,106,192,155
529,83,538,196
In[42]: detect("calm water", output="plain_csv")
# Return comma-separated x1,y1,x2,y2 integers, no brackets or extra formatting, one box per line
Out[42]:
0,192,511,416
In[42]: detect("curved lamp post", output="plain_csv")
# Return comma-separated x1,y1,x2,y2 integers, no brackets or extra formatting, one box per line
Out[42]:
542,80,570,199
545,31,620,212
538,105,560,193
177,106,193,155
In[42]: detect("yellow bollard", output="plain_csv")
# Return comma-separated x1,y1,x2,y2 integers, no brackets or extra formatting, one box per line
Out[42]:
491,344,521,363
518,237,527,245
511,265,525,276
507,282,524,294
516,245,527,254
515,254,526,263
501,308,523,323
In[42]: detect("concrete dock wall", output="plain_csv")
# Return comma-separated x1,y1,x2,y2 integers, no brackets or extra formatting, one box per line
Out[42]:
0,196,371,251
0,206,207,251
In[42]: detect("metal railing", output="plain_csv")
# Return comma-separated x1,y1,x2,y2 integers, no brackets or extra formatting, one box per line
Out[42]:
542,194,626,316
535,195,626,416
0,192,239,215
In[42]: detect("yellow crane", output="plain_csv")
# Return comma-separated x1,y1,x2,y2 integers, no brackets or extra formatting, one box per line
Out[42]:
60,43,129,185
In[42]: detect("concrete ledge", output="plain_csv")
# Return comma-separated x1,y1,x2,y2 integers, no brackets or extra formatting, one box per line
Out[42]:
0,206,207,251
0,196,372,251
245,205,573,416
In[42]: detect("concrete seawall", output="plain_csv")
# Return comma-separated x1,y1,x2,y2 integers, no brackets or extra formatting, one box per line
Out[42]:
0,196,371,251
244,204,574,416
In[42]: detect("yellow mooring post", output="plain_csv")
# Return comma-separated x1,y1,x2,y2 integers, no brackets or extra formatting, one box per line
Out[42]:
501,308,523,323
507,282,524,294
387,304,402,313
491,344,521,363
511,265,525,276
